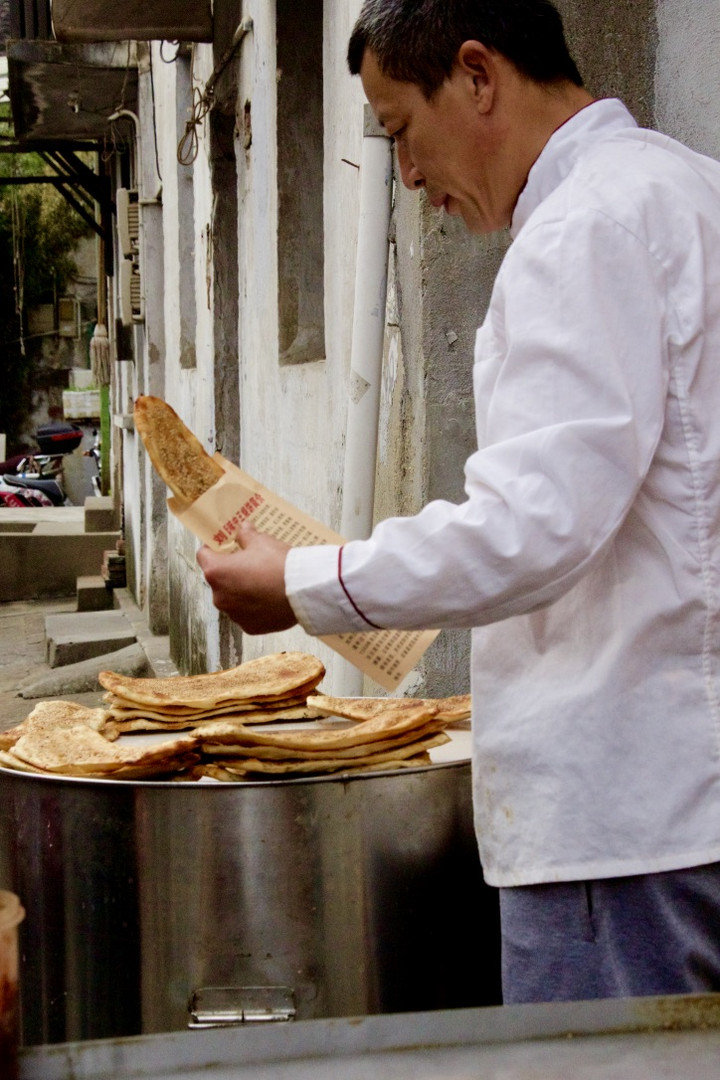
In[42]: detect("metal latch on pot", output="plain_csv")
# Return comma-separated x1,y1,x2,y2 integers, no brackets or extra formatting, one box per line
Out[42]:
188,985,296,1028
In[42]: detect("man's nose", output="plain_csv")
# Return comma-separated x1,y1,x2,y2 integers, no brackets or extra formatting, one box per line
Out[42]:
397,145,425,191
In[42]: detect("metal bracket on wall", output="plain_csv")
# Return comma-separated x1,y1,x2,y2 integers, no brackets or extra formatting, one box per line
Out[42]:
0,140,115,272
0,142,113,234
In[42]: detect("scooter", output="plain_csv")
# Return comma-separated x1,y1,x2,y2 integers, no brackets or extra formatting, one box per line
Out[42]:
0,423,81,507
0,473,67,507
6,451,65,481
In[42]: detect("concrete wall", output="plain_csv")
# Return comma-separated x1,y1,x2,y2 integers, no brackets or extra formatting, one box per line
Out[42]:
229,0,367,688
0,523,119,602
654,0,720,158
113,0,720,697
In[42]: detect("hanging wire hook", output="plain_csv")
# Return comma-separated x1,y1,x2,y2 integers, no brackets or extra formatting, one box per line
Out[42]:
177,16,253,166
177,85,213,166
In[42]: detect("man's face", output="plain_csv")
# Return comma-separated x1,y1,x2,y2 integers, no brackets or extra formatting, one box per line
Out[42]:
360,47,511,234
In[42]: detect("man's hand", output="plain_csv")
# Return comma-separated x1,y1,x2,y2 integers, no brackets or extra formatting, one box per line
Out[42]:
196,522,297,635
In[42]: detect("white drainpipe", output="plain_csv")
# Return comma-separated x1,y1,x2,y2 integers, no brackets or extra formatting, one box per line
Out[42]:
336,105,393,695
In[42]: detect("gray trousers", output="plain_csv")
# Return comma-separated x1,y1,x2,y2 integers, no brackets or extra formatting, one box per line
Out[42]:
500,862,720,1003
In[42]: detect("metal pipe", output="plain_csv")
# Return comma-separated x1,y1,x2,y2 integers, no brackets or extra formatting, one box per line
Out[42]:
340,107,393,542
336,106,393,694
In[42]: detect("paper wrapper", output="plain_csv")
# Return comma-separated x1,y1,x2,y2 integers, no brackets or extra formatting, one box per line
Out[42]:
168,455,439,691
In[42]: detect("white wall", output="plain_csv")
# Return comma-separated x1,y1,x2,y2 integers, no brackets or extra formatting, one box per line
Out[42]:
227,0,369,687
118,2,370,686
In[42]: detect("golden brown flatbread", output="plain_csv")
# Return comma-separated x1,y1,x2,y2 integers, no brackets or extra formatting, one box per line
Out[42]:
109,705,323,734
306,693,471,724
432,695,472,722
106,698,318,721
0,700,114,750
234,739,442,773
0,749,49,773
98,652,325,710
201,723,447,761
10,722,199,779
198,700,440,752
0,677,462,784
133,395,224,503
102,692,285,715
205,743,438,779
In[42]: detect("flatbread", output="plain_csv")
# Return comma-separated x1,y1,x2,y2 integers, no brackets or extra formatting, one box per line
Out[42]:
205,742,438,778
0,749,50,774
98,652,325,710
10,723,199,779
105,699,319,722
201,724,448,761
432,695,472,722
307,693,471,724
198,700,440,752
11,723,133,774
201,753,433,782
0,683,459,785
0,700,114,750
133,395,224,503
110,705,323,734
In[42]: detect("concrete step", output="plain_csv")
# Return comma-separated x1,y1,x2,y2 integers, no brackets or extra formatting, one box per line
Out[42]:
20,642,150,699
45,610,137,668
112,588,179,679
76,574,114,612
84,495,117,533
0,519,121,602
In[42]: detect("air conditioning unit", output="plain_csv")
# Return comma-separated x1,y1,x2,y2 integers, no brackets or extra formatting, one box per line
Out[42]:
117,187,140,259
117,188,144,324
119,259,144,325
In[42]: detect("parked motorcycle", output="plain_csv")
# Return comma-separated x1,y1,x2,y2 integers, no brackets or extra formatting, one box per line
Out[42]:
0,473,67,507
0,423,81,507
5,453,64,480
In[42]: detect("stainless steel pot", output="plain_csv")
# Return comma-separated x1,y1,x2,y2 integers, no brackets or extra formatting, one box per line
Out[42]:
0,751,500,1046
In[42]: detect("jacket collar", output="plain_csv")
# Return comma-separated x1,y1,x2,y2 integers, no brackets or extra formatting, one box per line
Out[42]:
510,98,638,238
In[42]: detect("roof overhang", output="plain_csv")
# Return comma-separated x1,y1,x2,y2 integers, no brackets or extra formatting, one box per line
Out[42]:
7,39,137,140
50,0,212,43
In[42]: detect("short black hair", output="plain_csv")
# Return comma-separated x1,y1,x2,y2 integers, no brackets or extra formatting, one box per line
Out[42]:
347,0,583,98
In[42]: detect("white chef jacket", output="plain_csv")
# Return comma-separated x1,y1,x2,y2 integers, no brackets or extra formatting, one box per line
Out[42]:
285,98,720,887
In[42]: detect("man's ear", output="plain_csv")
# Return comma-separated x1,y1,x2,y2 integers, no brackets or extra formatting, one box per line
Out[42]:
456,40,496,112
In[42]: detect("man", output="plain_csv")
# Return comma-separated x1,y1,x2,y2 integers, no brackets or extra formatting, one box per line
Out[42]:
198,0,720,1004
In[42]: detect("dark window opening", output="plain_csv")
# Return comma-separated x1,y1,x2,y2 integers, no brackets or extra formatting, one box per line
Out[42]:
276,0,325,365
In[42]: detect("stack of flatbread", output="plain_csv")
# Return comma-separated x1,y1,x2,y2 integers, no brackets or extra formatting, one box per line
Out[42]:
0,700,200,780
0,689,470,783
196,692,470,781
98,652,326,734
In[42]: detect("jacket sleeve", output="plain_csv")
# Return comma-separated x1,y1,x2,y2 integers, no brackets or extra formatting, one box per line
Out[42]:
286,209,670,636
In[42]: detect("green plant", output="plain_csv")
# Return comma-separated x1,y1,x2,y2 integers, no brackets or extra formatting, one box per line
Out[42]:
0,153,91,449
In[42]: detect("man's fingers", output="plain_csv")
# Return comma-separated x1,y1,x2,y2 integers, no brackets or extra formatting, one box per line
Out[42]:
195,524,262,576
194,527,296,634
234,520,258,549
195,544,213,572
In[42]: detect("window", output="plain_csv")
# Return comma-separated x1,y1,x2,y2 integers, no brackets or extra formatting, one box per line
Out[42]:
276,0,325,364
176,54,197,368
